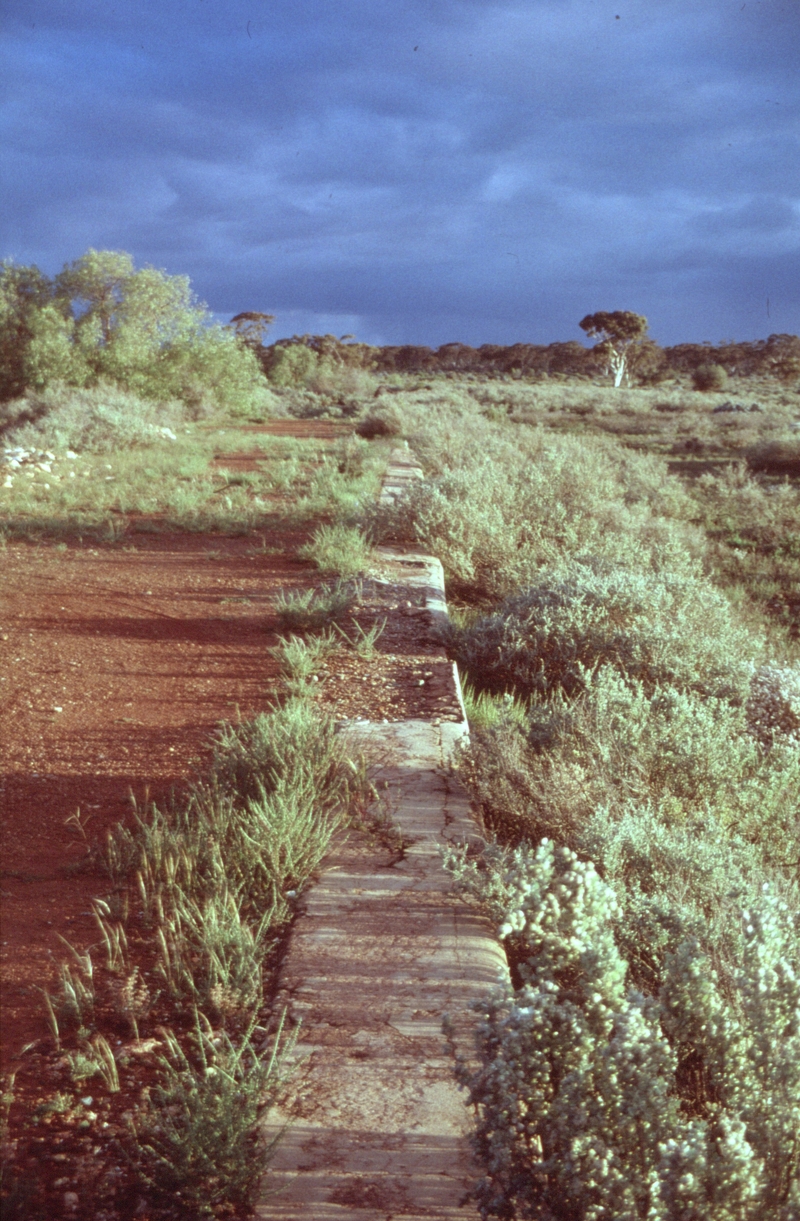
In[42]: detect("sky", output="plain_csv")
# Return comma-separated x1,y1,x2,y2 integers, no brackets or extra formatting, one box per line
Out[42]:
2,0,799,348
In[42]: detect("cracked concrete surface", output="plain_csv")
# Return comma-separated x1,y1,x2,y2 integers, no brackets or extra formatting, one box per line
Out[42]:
256,450,507,1220
257,722,507,1221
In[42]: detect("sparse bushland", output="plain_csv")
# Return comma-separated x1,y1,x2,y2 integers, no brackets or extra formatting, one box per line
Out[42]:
688,462,800,646
0,417,388,542
353,370,800,1217
364,425,706,602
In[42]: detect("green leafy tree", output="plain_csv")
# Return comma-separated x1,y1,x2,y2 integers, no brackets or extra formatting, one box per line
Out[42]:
1,249,272,415
228,311,276,349
55,249,136,346
0,261,61,400
579,310,649,387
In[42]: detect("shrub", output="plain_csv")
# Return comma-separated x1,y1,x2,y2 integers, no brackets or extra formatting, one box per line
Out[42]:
692,363,729,391
0,382,184,452
364,426,706,602
745,439,800,477
129,1015,290,1217
268,344,320,388
448,839,800,1221
0,251,275,416
449,560,755,702
746,664,800,748
308,362,377,403
459,665,800,870
356,403,406,439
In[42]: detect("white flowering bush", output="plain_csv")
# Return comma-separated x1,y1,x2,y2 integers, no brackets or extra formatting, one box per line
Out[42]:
452,841,800,1220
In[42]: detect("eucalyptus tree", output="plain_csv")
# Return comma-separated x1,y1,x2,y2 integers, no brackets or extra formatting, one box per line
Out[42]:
579,310,649,387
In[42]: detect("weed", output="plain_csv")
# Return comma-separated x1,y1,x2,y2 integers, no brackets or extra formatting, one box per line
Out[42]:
50,944,96,1031
274,578,357,633
127,1011,292,1217
334,615,387,658
66,1035,120,1092
299,522,373,577
269,630,338,689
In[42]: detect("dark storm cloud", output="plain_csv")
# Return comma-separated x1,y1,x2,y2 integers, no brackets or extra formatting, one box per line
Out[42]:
1,0,798,345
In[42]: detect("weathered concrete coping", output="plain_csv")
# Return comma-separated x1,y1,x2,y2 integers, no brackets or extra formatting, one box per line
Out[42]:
256,444,503,1220
379,443,425,505
257,720,507,1221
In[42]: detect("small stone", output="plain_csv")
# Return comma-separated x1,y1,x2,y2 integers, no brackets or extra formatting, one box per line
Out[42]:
64,1192,79,1210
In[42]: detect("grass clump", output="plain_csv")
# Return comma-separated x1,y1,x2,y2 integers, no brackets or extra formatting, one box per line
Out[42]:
268,631,339,695
299,522,373,578
461,683,529,732
274,578,357,633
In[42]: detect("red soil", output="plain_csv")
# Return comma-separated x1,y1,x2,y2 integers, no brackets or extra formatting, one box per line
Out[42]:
0,526,314,1072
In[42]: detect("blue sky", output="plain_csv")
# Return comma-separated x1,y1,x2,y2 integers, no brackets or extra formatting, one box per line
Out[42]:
2,0,798,347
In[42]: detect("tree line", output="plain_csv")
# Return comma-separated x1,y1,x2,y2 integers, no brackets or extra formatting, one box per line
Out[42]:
2,250,797,410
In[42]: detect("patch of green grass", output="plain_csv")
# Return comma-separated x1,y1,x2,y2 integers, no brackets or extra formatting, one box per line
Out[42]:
299,522,374,577
274,578,358,633
461,683,529,731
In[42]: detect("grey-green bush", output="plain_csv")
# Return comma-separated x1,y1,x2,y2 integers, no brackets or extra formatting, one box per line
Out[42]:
461,665,799,868
0,382,184,452
366,432,705,602
692,363,728,391
450,560,755,701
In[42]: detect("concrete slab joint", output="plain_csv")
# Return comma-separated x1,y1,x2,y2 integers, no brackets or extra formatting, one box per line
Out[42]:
257,446,507,1219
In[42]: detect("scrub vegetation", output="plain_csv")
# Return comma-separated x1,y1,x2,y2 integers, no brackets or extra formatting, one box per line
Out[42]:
347,364,800,1219
2,249,799,1217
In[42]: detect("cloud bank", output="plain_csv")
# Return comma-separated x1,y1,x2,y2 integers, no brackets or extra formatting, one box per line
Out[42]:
2,0,798,345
